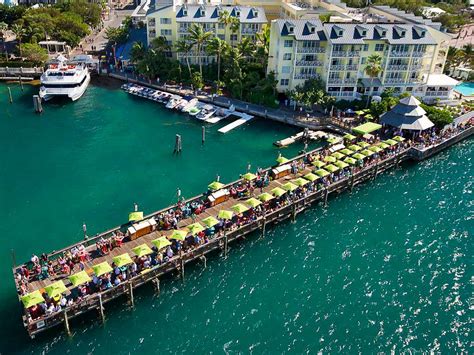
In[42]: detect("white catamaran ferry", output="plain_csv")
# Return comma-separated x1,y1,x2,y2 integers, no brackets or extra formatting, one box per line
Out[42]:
39,55,90,102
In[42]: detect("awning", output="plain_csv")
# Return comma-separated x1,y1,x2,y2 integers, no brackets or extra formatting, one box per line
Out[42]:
352,122,382,135
334,160,349,169
292,177,309,187
208,181,225,191
282,182,298,191
258,192,274,202
304,173,318,182
69,271,91,287
152,237,172,250
271,187,286,197
315,169,330,177
325,164,339,173
331,152,345,159
21,290,45,308
242,172,257,181
312,160,326,168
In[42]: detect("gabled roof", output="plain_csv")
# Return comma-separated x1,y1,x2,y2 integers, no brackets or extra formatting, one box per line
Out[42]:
175,5,266,23
275,19,326,41
380,95,434,130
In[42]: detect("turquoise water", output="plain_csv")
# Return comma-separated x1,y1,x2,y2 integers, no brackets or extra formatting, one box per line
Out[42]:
454,82,474,96
0,83,472,353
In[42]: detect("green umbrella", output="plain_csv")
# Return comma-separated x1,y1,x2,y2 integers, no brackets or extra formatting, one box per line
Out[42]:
292,177,310,187
152,237,172,250
271,187,286,197
201,216,220,228
348,144,362,152
334,160,349,169
312,160,325,168
315,169,330,177
324,156,337,163
187,222,205,235
113,253,133,267
325,164,339,173
385,139,398,146
361,149,375,156
242,172,257,181
129,211,143,222
208,181,225,191
93,262,113,276
21,290,45,308
69,271,91,287
340,148,353,155
169,229,187,241
282,182,298,192
218,210,234,220
276,156,289,164
358,141,370,148
377,142,390,149
352,153,366,160
343,133,357,141
245,197,262,208
258,192,274,202
393,135,405,142
331,152,345,159
369,146,383,153
327,136,341,144
304,173,318,182
132,244,153,257
355,110,365,115
231,203,249,214
45,280,67,298
364,114,374,120
344,157,357,165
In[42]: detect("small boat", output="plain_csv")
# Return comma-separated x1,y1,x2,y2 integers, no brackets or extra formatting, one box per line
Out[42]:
159,92,172,103
188,102,205,116
196,104,216,121
166,95,183,109
181,98,199,113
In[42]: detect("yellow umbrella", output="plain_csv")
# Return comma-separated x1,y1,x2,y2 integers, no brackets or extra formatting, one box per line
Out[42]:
315,169,330,177
245,197,262,208
187,222,205,235
324,156,337,163
45,280,67,298
276,156,289,164
271,187,286,197
218,210,234,220
129,211,143,222
152,237,172,250
331,152,345,159
282,182,298,191
208,181,225,191
132,244,153,257
201,216,219,228
304,173,318,182
113,253,133,267
312,160,326,168
231,203,249,214
258,192,274,202
69,271,91,287
169,230,187,241
292,177,309,187
21,290,45,308
242,172,257,181
93,262,113,276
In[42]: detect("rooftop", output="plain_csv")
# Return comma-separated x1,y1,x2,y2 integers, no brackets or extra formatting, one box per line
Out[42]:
175,5,267,23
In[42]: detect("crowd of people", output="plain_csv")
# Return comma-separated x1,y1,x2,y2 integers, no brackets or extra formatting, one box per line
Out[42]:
15,132,435,323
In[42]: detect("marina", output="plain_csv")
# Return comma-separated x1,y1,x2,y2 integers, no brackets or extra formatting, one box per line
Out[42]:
12,121,473,338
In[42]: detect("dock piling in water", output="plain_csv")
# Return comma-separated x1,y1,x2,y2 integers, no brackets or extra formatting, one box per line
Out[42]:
98,293,105,323
201,126,205,145
19,76,23,91
324,188,329,207
63,311,71,337
152,278,160,295
174,134,182,154
8,87,12,103
33,95,43,113
128,282,134,308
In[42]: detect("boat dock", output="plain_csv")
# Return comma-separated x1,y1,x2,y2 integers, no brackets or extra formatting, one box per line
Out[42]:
273,130,332,147
217,113,254,134
12,125,473,339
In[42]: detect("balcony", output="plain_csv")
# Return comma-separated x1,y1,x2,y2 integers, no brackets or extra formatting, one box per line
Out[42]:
178,26,190,33
332,50,360,57
296,60,323,66
412,51,426,57
330,64,345,71
148,20,156,27
294,73,319,80
390,51,411,58
387,65,408,71
329,91,357,98
327,78,343,84
148,31,156,38
410,64,423,70
241,27,258,34
424,91,450,97
346,64,358,71
297,47,325,54
385,78,405,84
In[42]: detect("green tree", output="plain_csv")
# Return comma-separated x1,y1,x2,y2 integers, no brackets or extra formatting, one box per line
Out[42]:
187,23,212,76
191,70,203,90
11,23,26,57
237,36,255,60
150,36,171,53
206,37,228,85
21,42,48,64
364,53,383,107
420,103,454,127
0,21,8,61
105,26,128,44
130,41,146,63
218,10,232,43
229,17,240,47
175,39,193,78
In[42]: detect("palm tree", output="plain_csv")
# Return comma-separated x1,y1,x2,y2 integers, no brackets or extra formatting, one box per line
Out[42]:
364,53,383,107
256,24,270,70
0,22,8,61
237,36,255,60
218,10,232,42
207,37,228,87
11,23,25,58
151,36,171,54
229,17,240,47
175,39,193,78
130,41,146,63
187,24,213,76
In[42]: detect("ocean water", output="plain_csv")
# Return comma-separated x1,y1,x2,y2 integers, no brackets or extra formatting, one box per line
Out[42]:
0,83,472,354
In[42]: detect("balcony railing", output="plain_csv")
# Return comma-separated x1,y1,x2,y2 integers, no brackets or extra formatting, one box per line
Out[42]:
296,60,323,66
330,64,345,71
148,20,156,27
390,51,411,57
332,50,360,57
329,91,357,97
424,91,450,97
385,78,405,84
178,27,190,33
387,65,408,71
297,47,326,54
294,73,319,80
148,31,156,38
241,27,258,34
412,51,426,57
410,64,423,70
328,78,343,84
345,64,358,71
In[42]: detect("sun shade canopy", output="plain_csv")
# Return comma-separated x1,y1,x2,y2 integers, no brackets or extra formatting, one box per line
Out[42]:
218,210,234,220
242,172,257,181
45,280,67,298
315,169,330,177
276,156,289,164
352,122,382,135
245,197,262,208
201,216,219,228
93,262,113,276
129,211,143,222
312,160,326,168
132,244,153,257
169,230,187,240
113,253,133,267
187,222,205,235
208,181,225,191
231,203,249,214
304,173,318,181
292,177,310,187
271,187,286,197
282,182,298,191
152,237,172,250
21,290,45,308
258,192,274,202
69,271,91,287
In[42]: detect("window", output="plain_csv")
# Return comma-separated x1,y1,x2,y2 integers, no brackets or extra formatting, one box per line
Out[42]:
282,66,290,74
361,57,366,64
363,44,369,51
406,87,413,91
375,43,384,51
280,79,289,86
218,23,225,29
161,29,172,36
160,18,171,24
217,34,225,40
283,53,291,60
230,34,237,41
284,40,293,48
373,87,379,92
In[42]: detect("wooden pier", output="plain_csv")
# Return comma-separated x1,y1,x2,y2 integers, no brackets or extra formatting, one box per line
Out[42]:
12,126,473,339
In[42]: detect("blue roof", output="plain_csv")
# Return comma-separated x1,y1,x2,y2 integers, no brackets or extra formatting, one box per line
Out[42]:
115,28,147,61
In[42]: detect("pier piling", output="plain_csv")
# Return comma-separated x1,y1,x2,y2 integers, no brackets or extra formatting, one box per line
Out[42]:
179,249,185,281
324,188,329,207
350,168,355,192
291,204,297,223
19,76,23,91
373,161,379,180
33,95,43,113
63,311,71,336
224,231,228,258
98,293,105,323
128,282,134,308
261,216,266,237
174,134,182,154
200,255,207,268
201,126,205,145
152,278,160,295
7,87,12,103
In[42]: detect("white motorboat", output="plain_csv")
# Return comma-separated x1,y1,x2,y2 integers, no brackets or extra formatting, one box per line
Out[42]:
188,102,205,116
165,95,182,109
39,55,90,102
181,98,199,113
196,104,216,120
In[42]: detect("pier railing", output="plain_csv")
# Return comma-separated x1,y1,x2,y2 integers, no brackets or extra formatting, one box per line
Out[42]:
22,148,412,337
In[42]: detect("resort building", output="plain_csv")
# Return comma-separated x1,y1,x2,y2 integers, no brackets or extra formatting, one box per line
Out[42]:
146,0,267,64
267,19,456,102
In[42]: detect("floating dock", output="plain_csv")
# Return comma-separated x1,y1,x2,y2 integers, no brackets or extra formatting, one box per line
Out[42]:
217,113,254,134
